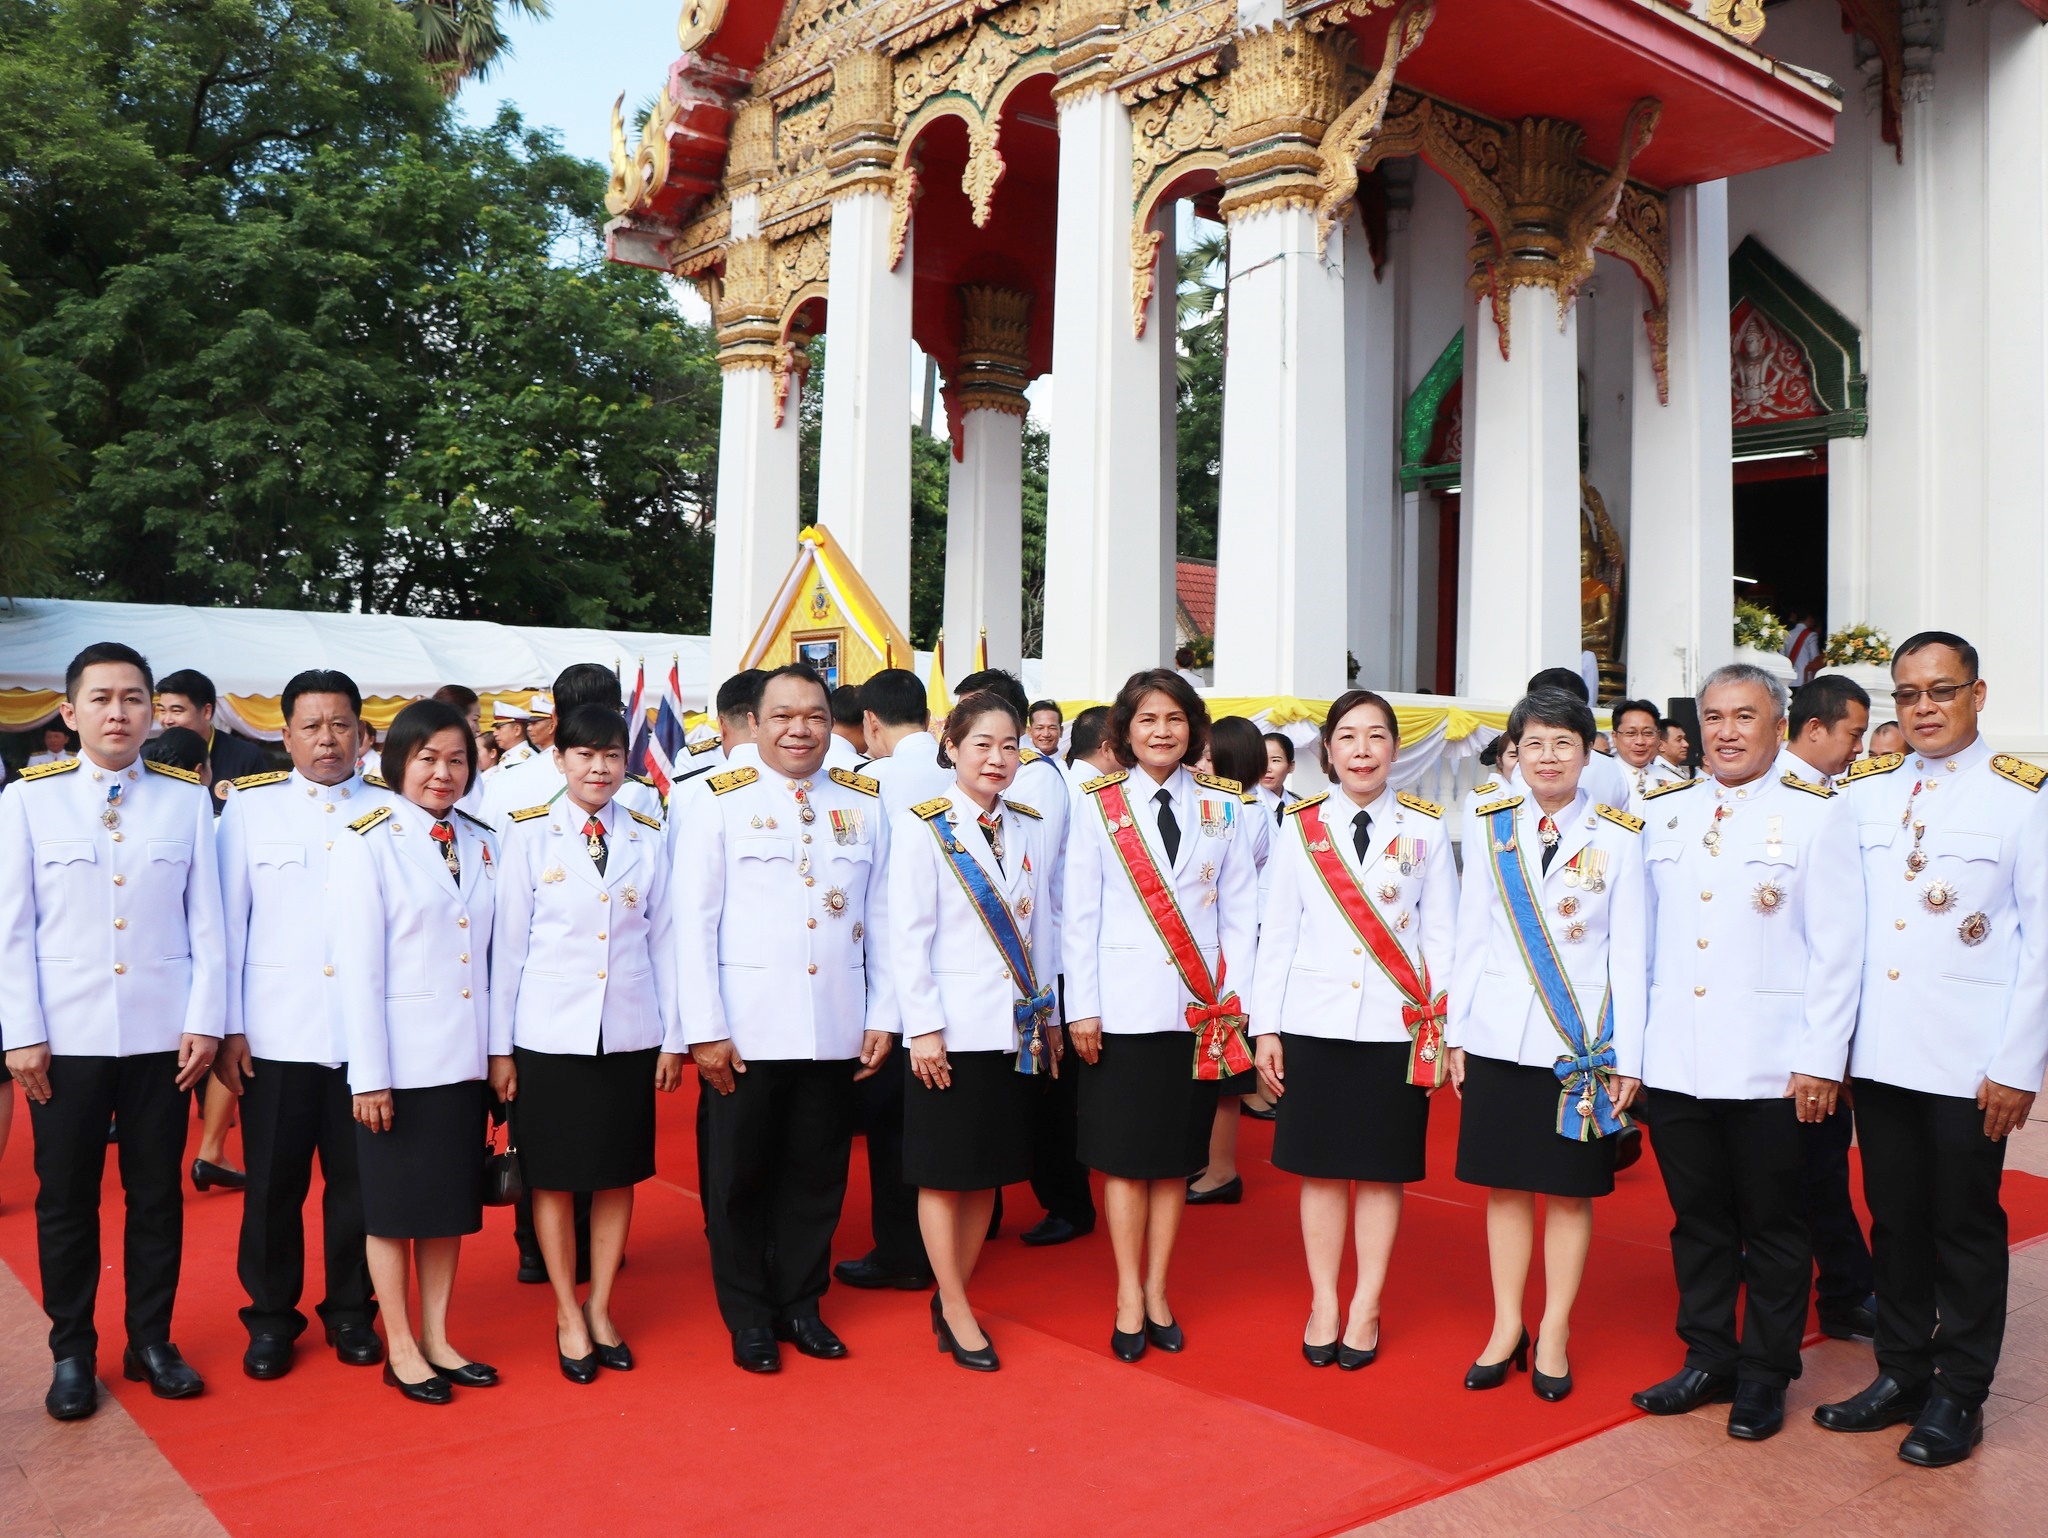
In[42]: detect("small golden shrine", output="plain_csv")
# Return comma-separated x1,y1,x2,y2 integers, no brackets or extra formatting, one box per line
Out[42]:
739,523,915,690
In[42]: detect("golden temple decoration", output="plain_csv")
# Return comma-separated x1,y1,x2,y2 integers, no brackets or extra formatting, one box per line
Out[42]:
1703,0,1766,47
1598,180,1671,403
887,160,922,269
1131,223,1164,338
1217,23,1349,223
952,285,1035,417
762,0,1014,107
964,118,1006,225
714,236,781,370
1129,78,1230,335
1052,0,1127,100
772,336,813,427
605,85,680,218
1300,0,1401,30
890,1,1057,224
672,201,733,277
678,0,729,55
1313,0,1435,255
1111,0,1237,103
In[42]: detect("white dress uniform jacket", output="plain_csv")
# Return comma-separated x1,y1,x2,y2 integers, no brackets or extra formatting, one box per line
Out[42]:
0,756,226,1054
1446,787,1648,1077
889,788,1059,1053
490,797,681,1056
1253,786,1457,1044
674,763,895,1059
1064,765,1258,1035
328,801,497,1094
867,731,954,818
1841,737,2048,1098
217,768,391,1065
1623,756,1689,802
1640,756,1863,1099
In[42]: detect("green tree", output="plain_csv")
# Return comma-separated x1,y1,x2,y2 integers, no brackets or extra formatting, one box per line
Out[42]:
1174,226,1226,561
401,0,552,96
0,263,72,601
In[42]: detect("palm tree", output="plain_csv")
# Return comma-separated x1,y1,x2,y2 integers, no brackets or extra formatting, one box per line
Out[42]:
401,0,553,96
1175,226,1227,383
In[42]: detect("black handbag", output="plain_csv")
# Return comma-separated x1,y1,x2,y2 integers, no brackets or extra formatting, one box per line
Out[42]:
483,1101,523,1207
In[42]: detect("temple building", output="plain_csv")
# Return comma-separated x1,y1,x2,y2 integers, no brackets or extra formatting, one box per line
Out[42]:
604,0,2048,749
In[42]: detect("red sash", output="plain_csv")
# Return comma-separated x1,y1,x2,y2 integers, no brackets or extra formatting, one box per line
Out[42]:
1093,779,1253,1081
1294,801,1447,1088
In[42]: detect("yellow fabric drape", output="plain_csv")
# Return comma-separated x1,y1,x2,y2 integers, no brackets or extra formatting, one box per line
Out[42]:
1051,696,1550,742
0,689,63,730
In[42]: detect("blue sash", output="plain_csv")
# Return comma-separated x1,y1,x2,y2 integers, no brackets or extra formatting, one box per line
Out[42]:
919,807,1055,1075
1484,807,1628,1142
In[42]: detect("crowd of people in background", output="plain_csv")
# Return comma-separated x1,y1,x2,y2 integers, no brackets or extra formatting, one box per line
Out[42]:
0,633,2040,1476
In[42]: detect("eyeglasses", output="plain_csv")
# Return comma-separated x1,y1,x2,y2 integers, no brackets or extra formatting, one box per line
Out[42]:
1890,681,1977,709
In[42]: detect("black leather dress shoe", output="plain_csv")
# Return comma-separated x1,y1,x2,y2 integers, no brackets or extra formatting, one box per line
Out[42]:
325,1323,383,1367
1238,1098,1278,1122
1302,1338,1339,1368
558,1330,599,1385
1814,1373,1930,1433
832,1253,934,1291
1727,1381,1786,1441
122,1343,203,1399
1111,1325,1147,1363
1818,1294,1879,1341
731,1327,781,1374
45,1357,97,1421
586,1308,633,1372
1898,1394,1984,1467
427,1357,499,1387
190,1158,245,1193
243,1335,294,1380
1338,1331,1380,1372
1020,1216,1092,1247
382,1362,452,1404
1613,1124,1644,1173
516,1254,548,1285
1145,1316,1185,1353
776,1316,848,1359
1185,1176,1243,1206
1632,1366,1738,1416
1530,1340,1572,1402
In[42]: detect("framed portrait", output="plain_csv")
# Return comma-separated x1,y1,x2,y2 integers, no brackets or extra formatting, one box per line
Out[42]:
794,632,841,690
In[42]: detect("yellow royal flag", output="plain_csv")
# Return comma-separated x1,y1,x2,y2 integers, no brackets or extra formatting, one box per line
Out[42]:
926,632,950,719
974,629,988,673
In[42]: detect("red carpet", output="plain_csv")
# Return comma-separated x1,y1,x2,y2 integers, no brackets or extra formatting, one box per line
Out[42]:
4,1081,2048,1538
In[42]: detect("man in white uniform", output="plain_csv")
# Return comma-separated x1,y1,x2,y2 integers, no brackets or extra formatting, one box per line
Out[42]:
1527,668,1632,810
860,667,952,819
1629,665,1862,1441
484,697,532,779
1814,631,2048,1467
0,642,224,1420
214,669,390,1380
665,671,766,839
481,669,661,829
1612,698,1688,801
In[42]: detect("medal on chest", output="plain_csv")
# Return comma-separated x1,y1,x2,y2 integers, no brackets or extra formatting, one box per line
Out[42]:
1197,798,1234,839
829,807,863,846
1562,848,1607,892
101,784,123,830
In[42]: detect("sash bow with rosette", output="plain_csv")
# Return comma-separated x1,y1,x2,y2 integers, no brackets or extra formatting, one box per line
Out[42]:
1090,777,1252,1081
1293,800,1447,1088
914,799,1055,1075
1483,804,1628,1141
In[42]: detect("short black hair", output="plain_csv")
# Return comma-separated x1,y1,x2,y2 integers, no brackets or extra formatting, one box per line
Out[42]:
1508,687,1598,750
432,683,478,712
1174,646,1196,668
953,668,1029,721
555,702,629,754
1789,673,1871,738
1611,698,1660,731
1107,669,1208,769
283,670,364,723
145,726,209,774
860,668,929,729
382,698,478,796
830,684,865,728
1262,730,1295,765
65,641,153,699
758,663,830,713
1208,716,1267,790
1028,699,1061,721
1066,704,1110,766
1525,667,1590,704
156,668,218,710
552,662,623,717
1893,631,1980,680
715,669,768,721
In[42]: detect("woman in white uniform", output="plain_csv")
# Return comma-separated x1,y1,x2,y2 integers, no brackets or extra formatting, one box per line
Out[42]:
1446,688,1646,1403
488,706,687,1384
1254,691,1457,1370
890,693,1061,1372
329,699,500,1404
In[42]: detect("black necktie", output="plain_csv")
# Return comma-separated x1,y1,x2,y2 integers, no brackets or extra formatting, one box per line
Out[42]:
1352,809,1372,864
1154,786,1181,865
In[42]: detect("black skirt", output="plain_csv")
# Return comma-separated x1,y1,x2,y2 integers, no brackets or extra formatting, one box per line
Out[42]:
1076,1030,1215,1181
356,1081,487,1239
902,1048,1033,1191
510,1045,658,1193
1454,1053,1617,1198
1271,1035,1430,1183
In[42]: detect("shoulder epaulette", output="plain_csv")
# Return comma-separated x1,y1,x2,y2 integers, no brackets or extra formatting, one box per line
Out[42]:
1642,777,1700,800
230,770,290,791
1082,771,1128,794
912,796,953,820
1194,771,1243,795
710,766,758,795
628,808,664,830
1780,772,1836,799
16,758,81,783
627,772,657,789
453,808,493,831
363,773,390,790
349,805,393,835
1004,799,1042,820
1475,795,1524,817
1019,747,1045,764
1241,790,1259,806
1469,780,1500,799
509,805,551,823
687,737,721,757
1597,804,1645,834
1842,752,1905,783
142,760,201,785
1992,754,2047,793
830,766,880,797
1283,792,1329,817
1396,791,1443,819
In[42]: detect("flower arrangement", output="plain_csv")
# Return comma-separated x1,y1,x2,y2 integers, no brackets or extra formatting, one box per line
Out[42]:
1824,623,1893,667
1733,601,1787,652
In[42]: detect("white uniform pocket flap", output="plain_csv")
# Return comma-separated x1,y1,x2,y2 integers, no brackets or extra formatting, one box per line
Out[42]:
733,836,794,864
1929,830,2001,864
1746,842,1799,868
251,842,308,868
1858,822,1897,850
1645,839,1683,864
36,840,96,866
147,839,193,866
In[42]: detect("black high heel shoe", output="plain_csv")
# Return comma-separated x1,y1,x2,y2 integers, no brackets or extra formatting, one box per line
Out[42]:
382,1362,452,1404
1145,1315,1184,1353
584,1306,632,1371
1531,1340,1572,1402
1111,1321,1148,1362
1464,1329,1530,1390
936,1311,999,1372
1302,1338,1339,1368
558,1326,599,1385
930,1292,944,1336
1338,1325,1380,1371
425,1356,499,1387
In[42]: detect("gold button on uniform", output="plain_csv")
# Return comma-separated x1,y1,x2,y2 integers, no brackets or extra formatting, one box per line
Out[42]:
1351,980,1360,989
461,988,472,999
1694,985,1706,997
599,892,609,903
1696,938,1708,949
113,875,125,886
807,964,818,975
807,918,817,929
1887,969,1900,981
597,971,606,980
111,832,124,843
1701,892,1713,902
113,918,126,930
804,877,815,888
459,953,469,964
113,963,126,975
597,931,606,941
1895,919,1906,930
323,965,334,977
458,916,469,929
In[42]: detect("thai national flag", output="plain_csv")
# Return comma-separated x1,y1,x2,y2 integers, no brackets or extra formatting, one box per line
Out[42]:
625,659,649,776
646,656,686,801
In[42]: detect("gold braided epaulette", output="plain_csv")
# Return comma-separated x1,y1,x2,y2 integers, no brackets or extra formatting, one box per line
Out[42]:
349,806,393,835
1397,791,1443,819
830,767,879,797
1004,799,1041,820
453,808,493,832
1283,792,1329,816
1082,771,1128,794
1193,771,1243,795
710,767,758,795
1475,795,1524,817
509,805,550,823
230,770,290,791
911,796,952,820
1780,772,1835,799
1841,752,1905,783
143,760,201,785
363,772,390,790
16,758,80,782
1597,804,1644,834
687,737,721,756
628,808,663,830
1993,755,2047,793
1641,778,1699,800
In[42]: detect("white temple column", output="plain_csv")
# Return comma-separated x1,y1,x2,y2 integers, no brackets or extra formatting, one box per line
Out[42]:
942,286,1033,672
1347,205,1400,691
1042,82,1167,700
1626,181,1735,705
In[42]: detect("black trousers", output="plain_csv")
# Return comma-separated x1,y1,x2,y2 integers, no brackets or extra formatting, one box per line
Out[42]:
1801,1100,1873,1312
699,1058,858,1332
855,1052,929,1274
1854,1078,2010,1407
237,1058,374,1339
1645,1089,1810,1387
29,1053,188,1362
1028,1059,1095,1226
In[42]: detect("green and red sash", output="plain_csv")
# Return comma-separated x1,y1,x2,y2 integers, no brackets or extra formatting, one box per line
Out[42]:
1293,800,1447,1088
1092,777,1252,1081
